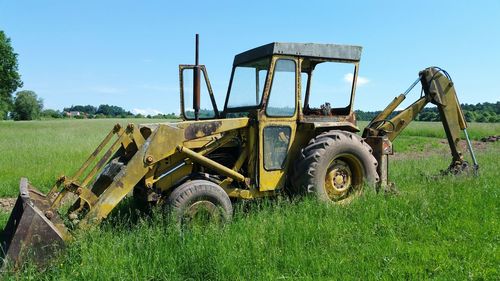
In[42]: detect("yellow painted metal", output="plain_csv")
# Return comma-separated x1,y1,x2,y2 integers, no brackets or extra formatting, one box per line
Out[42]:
195,130,238,155
153,153,192,189
258,56,299,191
72,124,121,180
246,124,258,187
76,187,99,208
153,131,239,190
177,145,246,182
144,118,249,165
183,137,215,149
47,125,119,198
422,69,467,163
258,121,297,191
324,155,362,201
370,94,406,128
381,96,428,142
363,67,470,179
232,147,248,173
222,186,275,199
79,151,151,227
80,127,127,188
218,147,248,189
49,126,128,209
130,124,146,148
144,168,156,188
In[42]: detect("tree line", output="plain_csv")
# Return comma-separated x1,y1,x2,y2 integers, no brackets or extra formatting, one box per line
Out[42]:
61,104,178,119
5,96,179,120
355,101,500,123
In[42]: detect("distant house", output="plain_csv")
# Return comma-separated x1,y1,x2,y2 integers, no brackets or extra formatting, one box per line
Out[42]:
65,111,81,117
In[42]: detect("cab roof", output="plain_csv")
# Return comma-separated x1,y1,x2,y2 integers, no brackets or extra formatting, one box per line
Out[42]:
233,42,362,65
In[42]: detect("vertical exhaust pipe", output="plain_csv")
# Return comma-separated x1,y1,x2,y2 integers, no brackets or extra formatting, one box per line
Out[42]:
193,34,200,120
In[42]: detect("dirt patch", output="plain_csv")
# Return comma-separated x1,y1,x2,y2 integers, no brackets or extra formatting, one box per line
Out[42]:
0,198,16,212
481,135,500,142
393,139,489,161
455,139,489,152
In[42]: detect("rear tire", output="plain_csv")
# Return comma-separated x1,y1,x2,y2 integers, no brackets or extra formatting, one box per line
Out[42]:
166,180,232,227
291,131,379,203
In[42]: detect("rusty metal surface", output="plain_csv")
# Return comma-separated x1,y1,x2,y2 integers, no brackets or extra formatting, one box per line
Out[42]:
234,42,362,65
364,136,393,190
1,178,70,268
184,121,222,140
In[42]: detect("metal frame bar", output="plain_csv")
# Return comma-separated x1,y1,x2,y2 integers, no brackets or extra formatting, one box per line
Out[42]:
177,145,245,182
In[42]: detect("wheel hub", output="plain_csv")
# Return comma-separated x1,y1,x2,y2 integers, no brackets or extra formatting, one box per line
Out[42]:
325,159,353,199
183,200,222,226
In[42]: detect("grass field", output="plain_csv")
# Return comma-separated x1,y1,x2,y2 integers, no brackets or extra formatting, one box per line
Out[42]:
0,119,499,280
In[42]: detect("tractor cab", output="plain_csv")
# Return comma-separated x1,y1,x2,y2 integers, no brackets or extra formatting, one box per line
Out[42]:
225,43,361,126
180,42,362,132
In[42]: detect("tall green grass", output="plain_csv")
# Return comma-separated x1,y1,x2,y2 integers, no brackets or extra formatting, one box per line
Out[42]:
10,146,499,280
0,120,498,280
358,120,499,139
0,119,172,197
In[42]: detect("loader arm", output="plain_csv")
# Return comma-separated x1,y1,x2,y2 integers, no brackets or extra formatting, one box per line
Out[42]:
1,118,250,267
362,67,478,187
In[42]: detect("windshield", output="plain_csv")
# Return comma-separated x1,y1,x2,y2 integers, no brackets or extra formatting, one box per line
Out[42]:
226,58,270,109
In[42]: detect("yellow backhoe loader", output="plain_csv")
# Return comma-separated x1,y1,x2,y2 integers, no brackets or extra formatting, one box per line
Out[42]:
0,35,478,267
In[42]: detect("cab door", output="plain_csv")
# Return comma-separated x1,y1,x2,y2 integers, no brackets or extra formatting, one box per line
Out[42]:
258,57,299,191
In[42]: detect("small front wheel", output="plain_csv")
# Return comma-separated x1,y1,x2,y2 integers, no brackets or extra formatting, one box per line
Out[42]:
166,180,232,227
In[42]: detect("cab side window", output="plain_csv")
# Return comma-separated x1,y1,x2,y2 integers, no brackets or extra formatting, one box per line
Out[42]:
266,59,296,117
302,60,355,116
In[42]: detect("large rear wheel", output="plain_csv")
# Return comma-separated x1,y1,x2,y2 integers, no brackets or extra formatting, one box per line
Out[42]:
292,131,379,203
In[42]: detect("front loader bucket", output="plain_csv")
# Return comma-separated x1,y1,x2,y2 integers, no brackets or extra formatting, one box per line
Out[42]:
0,178,70,268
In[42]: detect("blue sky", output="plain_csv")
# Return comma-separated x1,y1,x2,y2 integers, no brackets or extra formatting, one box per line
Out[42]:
1,0,499,115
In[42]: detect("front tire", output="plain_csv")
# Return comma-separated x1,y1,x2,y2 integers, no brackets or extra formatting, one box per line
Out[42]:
292,131,379,203
166,180,232,227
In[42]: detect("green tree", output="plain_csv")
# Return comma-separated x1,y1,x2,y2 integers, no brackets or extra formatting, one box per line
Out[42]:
12,90,43,120
464,111,476,122
63,105,97,115
41,109,62,118
96,104,131,117
0,31,23,119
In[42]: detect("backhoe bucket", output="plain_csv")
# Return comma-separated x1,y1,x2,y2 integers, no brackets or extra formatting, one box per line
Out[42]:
0,178,70,268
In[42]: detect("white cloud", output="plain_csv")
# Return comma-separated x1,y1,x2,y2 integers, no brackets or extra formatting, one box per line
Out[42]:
132,108,164,116
344,73,370,86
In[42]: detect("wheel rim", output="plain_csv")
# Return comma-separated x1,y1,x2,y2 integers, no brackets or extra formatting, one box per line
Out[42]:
324,154,363,201
182,200,223,227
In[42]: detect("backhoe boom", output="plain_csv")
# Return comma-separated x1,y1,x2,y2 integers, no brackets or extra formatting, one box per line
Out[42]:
363,67,478,188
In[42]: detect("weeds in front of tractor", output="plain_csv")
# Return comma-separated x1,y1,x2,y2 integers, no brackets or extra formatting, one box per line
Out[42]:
1,120,498,280
6,144,499,280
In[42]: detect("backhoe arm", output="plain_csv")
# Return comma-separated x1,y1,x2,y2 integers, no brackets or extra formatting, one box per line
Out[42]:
363,67,478,187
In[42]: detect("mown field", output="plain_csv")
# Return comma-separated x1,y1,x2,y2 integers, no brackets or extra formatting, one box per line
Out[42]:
0,119,499,280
